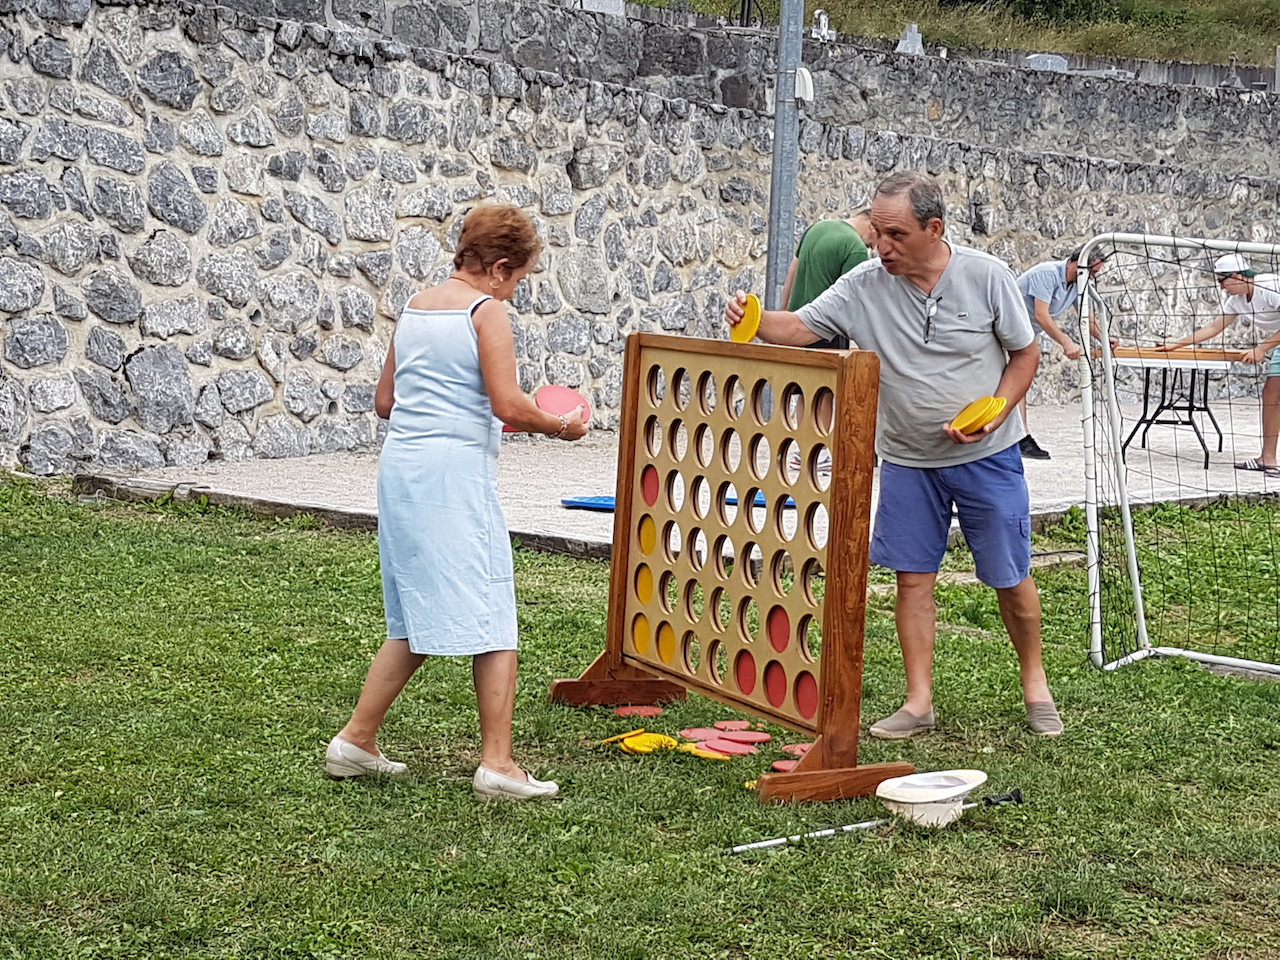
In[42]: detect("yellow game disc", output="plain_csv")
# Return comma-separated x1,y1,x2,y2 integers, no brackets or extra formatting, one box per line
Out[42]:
731,294,762,343
676,742,732,761
600,728,647,745
620,733,678,754
952,395,1007,435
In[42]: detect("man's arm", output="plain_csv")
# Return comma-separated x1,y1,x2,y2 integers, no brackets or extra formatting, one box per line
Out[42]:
724,291,821,346
1155,313,1236,351
1032,300,1082,360
780,257,799,310
943,342,1040,444
1243,329,1280,364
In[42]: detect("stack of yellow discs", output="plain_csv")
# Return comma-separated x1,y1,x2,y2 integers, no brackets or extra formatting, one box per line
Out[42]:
951,395,1007,435
619,732,678,754
730,293,762,343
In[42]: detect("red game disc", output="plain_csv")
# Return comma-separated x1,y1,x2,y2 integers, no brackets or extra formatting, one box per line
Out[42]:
536,384,592,423
614,705,664,718
502,385,592,433
679,728,722,741
780,743,812,756
716,730,772,744
696,738,759,756
714,720,752,731
771,759,799,773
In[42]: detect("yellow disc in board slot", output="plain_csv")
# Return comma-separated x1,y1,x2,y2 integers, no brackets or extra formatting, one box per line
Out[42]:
634,564,654,604
656,622,676,663
632,613,651,655
731,294,762,343
638,515,657,554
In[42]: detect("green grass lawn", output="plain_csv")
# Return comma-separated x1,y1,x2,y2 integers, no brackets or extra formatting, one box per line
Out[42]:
2,477,1279,959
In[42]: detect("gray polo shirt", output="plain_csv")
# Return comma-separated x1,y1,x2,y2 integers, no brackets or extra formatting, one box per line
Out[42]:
1017,260,1078,329
797,243,1034,468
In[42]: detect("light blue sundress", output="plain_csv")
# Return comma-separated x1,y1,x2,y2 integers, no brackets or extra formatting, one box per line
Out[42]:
377,294,518,655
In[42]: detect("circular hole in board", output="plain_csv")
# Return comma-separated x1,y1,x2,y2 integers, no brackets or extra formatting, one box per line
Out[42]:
697,370,719,416
751,379,773,426
647,365,667,406
724,375,746,420
781,383,805,430
671,367,691,411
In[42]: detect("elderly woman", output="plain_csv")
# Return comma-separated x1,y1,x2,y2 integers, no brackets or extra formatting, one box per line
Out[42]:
326,204,588,800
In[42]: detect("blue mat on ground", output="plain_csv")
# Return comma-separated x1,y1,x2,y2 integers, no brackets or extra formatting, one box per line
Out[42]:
560,492,795,511
560,496,617,511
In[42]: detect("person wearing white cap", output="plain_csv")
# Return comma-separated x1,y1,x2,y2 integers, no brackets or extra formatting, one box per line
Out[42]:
1156,253,1280,474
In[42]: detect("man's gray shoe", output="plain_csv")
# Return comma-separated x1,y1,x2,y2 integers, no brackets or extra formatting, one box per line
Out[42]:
1026,701,1064,737
869,707,936,740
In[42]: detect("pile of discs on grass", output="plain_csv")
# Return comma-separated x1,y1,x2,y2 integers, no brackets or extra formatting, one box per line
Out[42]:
604,707,812,769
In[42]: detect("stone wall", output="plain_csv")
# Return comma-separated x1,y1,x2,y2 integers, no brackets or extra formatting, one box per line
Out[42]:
358,0,1280,180
1,0,1277,474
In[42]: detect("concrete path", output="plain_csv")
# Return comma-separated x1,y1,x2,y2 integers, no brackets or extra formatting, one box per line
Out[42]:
83,394,1279,557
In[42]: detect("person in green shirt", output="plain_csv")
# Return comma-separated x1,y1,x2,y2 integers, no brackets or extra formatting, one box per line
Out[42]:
781,211,878,462
782,210,878,349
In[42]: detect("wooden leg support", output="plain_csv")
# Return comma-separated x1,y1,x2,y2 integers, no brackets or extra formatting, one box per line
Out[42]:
548,651,687,706
755,761,917,804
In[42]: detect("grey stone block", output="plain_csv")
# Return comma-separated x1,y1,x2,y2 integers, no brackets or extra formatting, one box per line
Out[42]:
84,267,141,324
147,162,207,234
74,368,131,423
4,315,68,368
125,344,193,433
127,230,191,286
142,295,204,340
216,368,273,413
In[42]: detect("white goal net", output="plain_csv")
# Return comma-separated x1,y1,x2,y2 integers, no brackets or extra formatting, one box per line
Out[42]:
1079,233,1280,675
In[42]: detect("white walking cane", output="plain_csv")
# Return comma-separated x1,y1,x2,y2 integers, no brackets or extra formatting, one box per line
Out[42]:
728,772,1024,856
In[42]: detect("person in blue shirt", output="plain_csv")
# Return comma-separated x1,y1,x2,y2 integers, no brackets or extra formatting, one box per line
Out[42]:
1014,248,1109,459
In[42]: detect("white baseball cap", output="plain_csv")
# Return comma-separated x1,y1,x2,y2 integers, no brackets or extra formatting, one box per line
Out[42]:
1214,253,1251,275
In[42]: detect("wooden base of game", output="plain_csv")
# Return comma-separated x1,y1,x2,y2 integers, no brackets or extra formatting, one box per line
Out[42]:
548,653,687,706
756,761,919,803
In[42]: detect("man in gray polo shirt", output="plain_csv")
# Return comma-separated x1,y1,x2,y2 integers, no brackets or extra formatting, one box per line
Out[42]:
724,171,1062,738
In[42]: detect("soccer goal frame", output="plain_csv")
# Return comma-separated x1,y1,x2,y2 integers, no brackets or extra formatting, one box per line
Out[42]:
1077,232,1280,676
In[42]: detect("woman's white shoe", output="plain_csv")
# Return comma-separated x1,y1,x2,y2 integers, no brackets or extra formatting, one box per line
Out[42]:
325,736,409,778
472,765,560,800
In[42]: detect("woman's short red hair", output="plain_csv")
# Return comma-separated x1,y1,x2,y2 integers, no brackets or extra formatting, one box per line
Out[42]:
452,203,542,274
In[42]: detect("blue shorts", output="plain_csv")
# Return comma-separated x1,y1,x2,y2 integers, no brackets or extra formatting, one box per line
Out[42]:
1269,347,1280,378
870,444,1031,589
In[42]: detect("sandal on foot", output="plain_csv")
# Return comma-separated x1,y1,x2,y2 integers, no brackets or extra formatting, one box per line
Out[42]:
1026,702,1064,738
1235,459,1280,475
869,707,936,740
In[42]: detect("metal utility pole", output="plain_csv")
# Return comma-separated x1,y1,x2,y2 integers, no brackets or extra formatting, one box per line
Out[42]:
764,0,804,309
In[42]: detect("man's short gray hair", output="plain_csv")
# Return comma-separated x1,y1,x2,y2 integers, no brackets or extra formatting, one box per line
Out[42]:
874,172,945,229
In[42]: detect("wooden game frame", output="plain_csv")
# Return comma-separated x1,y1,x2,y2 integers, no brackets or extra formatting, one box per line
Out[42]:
550,333,914,803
